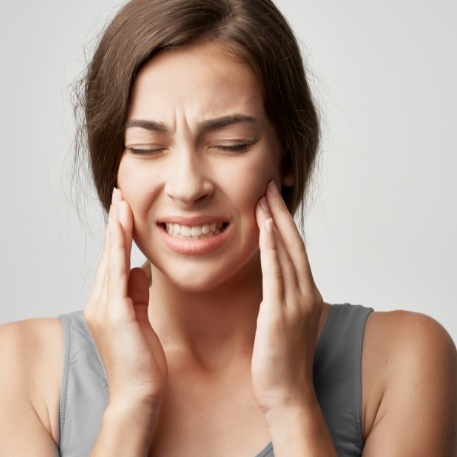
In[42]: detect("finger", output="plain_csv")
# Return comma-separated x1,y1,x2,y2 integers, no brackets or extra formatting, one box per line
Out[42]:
113,187,122,204
256,198,298,301
259,217,284,307
106,218,129,304
89,190,117,304
256,196,271,230
266,181,314,290
114,188,133,269
118,200,133,265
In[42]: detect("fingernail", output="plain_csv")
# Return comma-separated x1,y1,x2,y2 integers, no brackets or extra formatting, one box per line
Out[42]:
259,196,270,213
268,180,279,195
110,199,119,220
112,187,120,203
265,218,274,234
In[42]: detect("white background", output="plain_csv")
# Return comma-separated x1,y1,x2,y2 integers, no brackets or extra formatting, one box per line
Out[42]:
0,1,456,344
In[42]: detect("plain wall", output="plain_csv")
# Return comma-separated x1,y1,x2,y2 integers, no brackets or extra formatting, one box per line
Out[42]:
1,0,456,343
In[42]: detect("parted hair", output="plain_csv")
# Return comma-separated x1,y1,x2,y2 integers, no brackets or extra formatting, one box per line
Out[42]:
75,0,320,216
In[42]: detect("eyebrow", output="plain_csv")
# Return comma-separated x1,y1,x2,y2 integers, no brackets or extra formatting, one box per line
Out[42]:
124,119,167,132
198,115,258,132
124,115,258,133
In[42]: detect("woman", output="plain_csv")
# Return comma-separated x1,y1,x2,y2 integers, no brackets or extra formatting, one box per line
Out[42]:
0,0,456,456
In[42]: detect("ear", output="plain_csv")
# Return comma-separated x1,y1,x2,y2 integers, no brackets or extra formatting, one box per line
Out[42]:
282,169,295,187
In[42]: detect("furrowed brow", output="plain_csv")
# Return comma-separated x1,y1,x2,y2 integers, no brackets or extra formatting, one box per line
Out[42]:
198,115,258,132
125,119,168,133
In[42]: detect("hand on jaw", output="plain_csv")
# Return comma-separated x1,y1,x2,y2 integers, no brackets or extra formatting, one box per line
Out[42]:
84,188,168,413
252,180,323,414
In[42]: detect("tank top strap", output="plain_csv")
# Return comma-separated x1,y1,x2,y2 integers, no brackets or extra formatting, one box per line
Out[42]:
313,303,373,456
59,311,108,457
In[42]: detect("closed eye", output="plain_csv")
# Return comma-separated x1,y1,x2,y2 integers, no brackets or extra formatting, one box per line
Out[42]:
126,147,166,156
215,140,258,153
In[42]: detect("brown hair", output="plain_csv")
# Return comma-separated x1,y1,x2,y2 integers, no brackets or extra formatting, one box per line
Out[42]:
75,0,320,217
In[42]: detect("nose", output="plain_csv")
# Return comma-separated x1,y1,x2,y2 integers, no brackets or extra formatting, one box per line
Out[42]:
164,148,214,206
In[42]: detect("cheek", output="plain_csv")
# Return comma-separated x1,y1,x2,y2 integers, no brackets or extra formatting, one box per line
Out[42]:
232,154,281,202
221,158,279,234
117,160,161,218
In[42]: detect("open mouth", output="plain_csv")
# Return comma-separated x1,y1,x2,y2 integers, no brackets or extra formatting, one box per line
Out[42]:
161,222,229,240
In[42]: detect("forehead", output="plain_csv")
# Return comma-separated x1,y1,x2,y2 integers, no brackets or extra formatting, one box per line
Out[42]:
128,41,265,123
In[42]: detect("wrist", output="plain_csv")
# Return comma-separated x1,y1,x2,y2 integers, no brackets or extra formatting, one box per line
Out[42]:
263,394,337,457
90,399,160,457
263,391,318,427
258,382,316,415
105,395,161,430
108,382,165,410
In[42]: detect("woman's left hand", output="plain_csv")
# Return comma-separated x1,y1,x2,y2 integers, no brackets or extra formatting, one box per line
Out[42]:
251,180,323,415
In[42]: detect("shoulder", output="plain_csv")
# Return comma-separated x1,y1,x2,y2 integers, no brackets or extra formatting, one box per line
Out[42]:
0,318,63,447
364,310,456,372
364,309,456,356
362,310,457,455
0,317,63,375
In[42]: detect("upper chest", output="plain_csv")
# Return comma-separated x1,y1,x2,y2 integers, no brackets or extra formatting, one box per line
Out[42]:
149,359,271,457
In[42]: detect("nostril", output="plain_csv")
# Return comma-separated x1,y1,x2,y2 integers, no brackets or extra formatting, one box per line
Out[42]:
164,167,214,205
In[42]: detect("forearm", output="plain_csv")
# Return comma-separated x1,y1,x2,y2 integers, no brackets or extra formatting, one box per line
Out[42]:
265,395,337,457
89,399,159,457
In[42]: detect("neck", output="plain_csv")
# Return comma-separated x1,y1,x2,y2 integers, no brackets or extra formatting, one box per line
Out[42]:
147,261,263,371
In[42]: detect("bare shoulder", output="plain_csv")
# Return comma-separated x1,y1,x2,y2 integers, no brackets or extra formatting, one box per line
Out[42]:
0,318,63,455
364,309,456,363
362,310,457,456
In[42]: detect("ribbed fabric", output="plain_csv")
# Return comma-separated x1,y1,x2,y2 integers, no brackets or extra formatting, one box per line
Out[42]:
59,304,372,457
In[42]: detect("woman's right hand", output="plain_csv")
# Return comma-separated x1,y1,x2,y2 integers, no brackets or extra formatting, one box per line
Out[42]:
84,188,167,411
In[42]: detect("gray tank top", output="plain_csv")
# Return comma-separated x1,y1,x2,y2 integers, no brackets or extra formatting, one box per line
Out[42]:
59,304,372,457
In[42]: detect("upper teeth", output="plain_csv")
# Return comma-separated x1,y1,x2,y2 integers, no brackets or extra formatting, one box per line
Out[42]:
165,222,223,237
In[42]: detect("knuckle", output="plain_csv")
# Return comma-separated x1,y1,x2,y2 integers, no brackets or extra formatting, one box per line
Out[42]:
293,236,306,250
313,287,323,305
262,307,285,329
107,259,126,278
301,288,318,305
282,252,294,269
270,265,283,281
107,263,118,276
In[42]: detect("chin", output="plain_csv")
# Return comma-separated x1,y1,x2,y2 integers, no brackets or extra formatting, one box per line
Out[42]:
154,265,232,294
148,249,261,295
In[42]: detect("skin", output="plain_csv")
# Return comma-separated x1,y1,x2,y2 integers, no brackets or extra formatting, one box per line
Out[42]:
0,42,456,457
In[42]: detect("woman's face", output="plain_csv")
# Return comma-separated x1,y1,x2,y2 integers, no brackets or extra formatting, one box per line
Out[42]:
118,41,289,292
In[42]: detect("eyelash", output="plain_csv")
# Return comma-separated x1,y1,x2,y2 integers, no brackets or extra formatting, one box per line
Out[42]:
216,142,252,152
126,141,254,156
127,147,164,156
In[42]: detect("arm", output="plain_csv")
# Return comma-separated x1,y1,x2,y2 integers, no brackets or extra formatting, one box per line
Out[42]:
0,319,62,457
362,311,457,456
84,188,167,457
253,180,337,456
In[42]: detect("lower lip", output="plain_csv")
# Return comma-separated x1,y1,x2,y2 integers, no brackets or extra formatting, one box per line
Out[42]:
158,224,231,255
